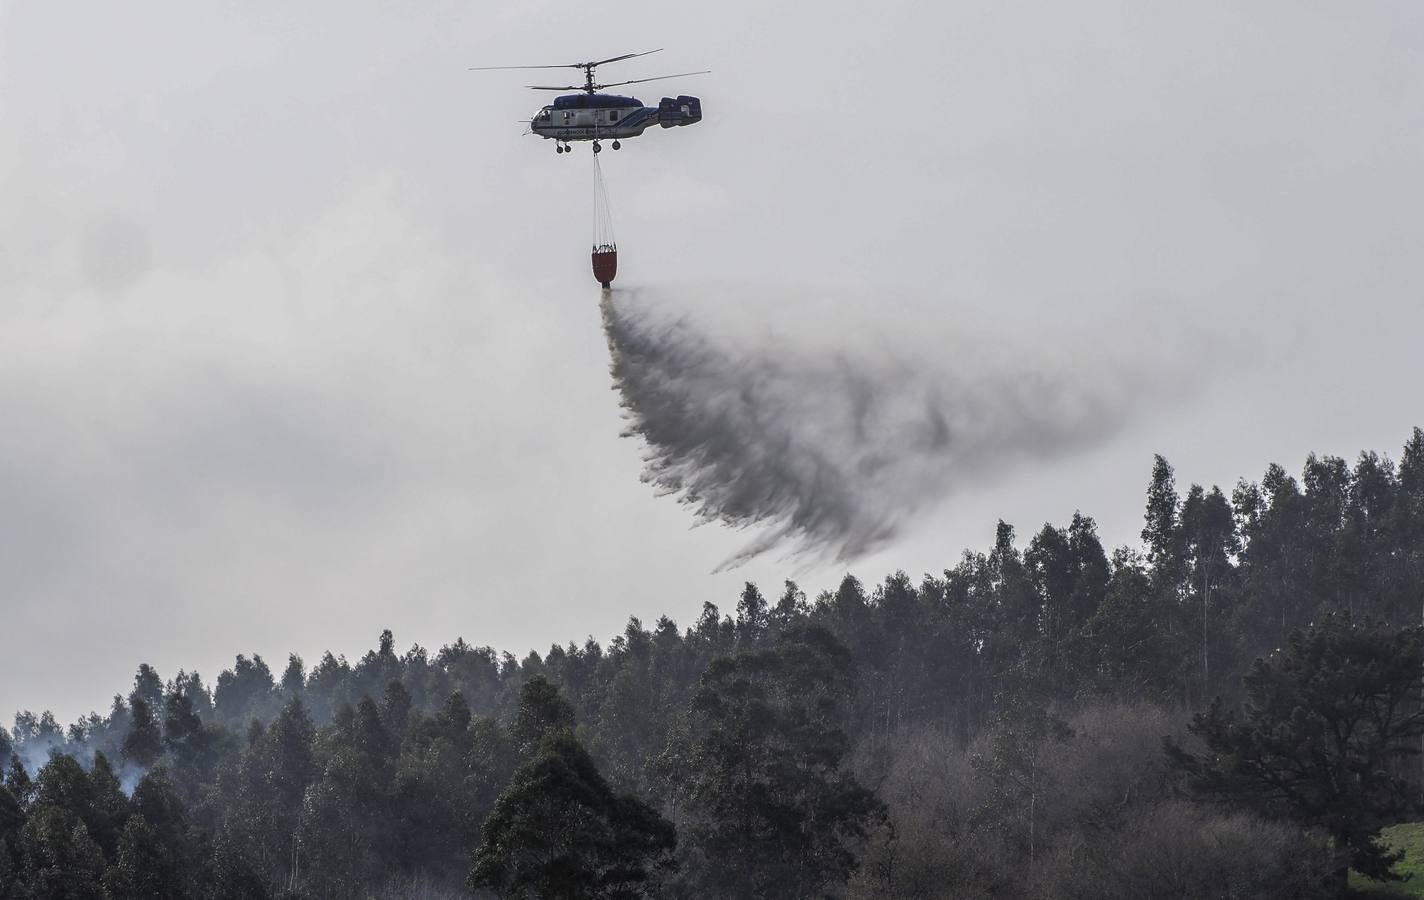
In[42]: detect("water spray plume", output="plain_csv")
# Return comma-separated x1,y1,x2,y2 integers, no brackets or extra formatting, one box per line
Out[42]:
602,287,1174,568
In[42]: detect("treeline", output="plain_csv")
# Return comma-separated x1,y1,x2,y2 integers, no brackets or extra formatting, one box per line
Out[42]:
1,428,1423,898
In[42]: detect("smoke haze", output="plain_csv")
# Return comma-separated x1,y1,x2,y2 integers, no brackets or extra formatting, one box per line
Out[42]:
602,287,1191,567
4,1,1423,725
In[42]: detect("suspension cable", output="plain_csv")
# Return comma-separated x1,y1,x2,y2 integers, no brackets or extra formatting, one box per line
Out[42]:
593,153,616,252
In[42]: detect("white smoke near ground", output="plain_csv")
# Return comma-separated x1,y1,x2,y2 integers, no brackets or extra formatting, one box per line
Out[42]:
602,285,1202,568
10,732,64,780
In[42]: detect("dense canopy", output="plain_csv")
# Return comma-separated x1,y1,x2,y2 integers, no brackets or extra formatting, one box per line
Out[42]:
3,429,1422,897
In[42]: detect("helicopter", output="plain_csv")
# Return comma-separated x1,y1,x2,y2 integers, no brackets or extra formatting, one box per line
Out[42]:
470,49,707,154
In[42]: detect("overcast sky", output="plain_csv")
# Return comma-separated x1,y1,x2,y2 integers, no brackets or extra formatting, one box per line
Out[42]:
2,1,1422,724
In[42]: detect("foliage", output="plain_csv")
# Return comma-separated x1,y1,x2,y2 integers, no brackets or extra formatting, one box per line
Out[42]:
0,429,1421,896
103,814,185,898
1351,823,1424,897
470,726,675,898
669,626,884,898
1169,614,1424,884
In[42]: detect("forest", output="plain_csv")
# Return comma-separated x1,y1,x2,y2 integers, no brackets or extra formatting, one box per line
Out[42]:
3,428,1424,899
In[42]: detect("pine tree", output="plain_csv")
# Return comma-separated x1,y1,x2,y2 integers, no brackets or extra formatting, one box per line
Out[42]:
771,580,809,632
280,654,306,696
512,675,576,753
390,692,477,879
130,771,198,887
122,697,163,768
163,691,216,791
1180,483,1241,701
4,756,33,809
1082,548,1173,695
207,826,270,899
263,697,316,892
18,805,106,898
128,665,165,718
1142,454,1183,583
380,680,413,739
1234,463,1312,650
298,698,392,892
214,655,277,727
735,582,769,646
0,784,24,871
29,753,127,863
86,753,131,860
0,833,20,899
169,670,215,718
1169,613,1424,889
469,731,675,899
103,814,186,899
674,626,884,898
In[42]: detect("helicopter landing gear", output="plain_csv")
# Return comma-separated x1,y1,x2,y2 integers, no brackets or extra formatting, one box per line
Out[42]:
556,144,564,154
611,140,621,150
592,141,602,154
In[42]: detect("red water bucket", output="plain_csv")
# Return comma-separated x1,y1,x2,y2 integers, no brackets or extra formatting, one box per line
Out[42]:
592,245,617,289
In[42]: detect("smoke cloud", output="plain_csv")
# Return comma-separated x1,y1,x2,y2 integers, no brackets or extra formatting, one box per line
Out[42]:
603,287,1189,567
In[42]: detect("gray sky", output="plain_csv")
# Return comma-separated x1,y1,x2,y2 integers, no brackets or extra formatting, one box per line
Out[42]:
2,1,1422,724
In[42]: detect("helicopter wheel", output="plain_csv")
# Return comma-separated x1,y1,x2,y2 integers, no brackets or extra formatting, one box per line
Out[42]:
556,144,564,154
611,140,621,150
592,141,602,154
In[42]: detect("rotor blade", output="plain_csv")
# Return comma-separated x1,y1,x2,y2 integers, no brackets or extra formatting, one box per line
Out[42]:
596,70,710,89
472,50,662,72
469,63,583,71
583,49,662,68
526,85,582,91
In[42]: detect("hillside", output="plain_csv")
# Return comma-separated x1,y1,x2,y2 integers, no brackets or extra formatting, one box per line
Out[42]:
3,430,1423,898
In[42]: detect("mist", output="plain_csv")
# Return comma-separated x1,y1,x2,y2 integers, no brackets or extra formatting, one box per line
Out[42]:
602,286,1194,567
4,0,1421,728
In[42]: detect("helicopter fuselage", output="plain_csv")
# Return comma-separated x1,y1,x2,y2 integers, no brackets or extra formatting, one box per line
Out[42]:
531,92,701,143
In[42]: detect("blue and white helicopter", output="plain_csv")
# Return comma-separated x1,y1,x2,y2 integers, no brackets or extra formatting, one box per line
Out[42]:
471,50,707,154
